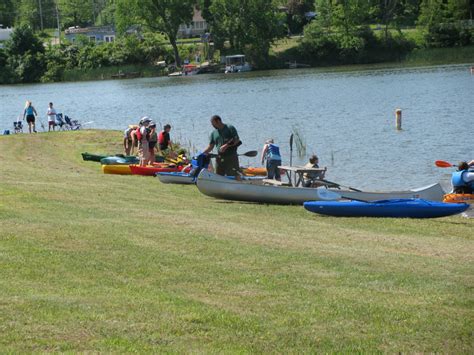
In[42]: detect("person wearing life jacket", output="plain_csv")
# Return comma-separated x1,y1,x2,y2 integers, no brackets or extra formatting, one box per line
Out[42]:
123,125,138,155
23,101,38,133
451,161,474,194
147,121,158,165
261,138,282,181
136,116,151,166
158,124,173,153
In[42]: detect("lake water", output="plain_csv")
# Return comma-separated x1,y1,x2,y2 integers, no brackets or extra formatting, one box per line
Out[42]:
1,64,472,190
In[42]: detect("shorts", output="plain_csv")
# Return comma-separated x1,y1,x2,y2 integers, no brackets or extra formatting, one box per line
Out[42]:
48,121,55,127
26,115,35,124
216,154,240,177
266,160,281,179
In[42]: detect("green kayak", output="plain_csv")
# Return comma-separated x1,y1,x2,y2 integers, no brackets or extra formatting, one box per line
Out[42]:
82,152,166,163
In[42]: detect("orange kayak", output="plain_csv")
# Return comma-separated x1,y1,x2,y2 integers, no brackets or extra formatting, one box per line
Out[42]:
242,167,267,176
443,193,474,204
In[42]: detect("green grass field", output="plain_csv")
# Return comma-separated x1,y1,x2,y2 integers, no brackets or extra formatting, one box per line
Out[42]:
0,130,473,352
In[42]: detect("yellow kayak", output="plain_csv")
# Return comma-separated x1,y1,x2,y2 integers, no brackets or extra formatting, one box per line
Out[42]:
102,164,132,175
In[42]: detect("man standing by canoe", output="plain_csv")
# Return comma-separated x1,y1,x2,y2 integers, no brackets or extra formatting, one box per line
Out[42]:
203,115,241,177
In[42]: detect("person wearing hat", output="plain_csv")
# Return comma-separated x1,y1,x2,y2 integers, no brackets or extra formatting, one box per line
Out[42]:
261,138,282,181
137,116,151,166
147,121,158,164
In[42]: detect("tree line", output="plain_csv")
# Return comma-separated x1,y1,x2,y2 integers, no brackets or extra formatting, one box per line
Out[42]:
1,0,473,84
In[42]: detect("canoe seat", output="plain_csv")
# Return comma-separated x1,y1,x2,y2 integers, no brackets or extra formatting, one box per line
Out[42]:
262,179,291,187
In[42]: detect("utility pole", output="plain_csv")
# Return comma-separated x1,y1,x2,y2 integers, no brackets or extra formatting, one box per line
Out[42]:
38,0,44,31
55,1,61,45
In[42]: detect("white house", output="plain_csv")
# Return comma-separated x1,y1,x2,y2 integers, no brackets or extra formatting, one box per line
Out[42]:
0,27,13,48
177,9,208,38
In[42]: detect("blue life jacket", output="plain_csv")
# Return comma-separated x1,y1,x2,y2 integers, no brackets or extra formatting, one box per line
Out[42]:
190,153,210,177
266,144,281,161
452,170,474,191
25,106,34,115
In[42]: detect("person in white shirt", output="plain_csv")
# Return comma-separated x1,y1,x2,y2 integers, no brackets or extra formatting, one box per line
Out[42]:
46,102,57,132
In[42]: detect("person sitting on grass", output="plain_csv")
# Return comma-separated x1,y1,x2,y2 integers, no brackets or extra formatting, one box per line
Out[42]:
303,155,327,188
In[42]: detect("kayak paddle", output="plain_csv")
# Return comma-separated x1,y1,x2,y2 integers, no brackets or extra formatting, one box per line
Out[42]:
208,150,258,158
319,178,362,192
435,160,456,168
316,189,369,203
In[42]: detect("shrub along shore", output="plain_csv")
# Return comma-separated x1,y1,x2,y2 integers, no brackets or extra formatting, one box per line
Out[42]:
0,130,473,352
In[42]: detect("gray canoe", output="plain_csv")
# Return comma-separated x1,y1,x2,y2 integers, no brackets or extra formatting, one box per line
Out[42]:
196,170,445,205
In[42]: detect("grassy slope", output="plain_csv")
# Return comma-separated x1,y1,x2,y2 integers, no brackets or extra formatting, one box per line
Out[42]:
0,130,472,352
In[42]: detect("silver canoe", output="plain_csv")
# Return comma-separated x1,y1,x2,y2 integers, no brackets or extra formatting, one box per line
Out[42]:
196,170,445,204
156,172,194,185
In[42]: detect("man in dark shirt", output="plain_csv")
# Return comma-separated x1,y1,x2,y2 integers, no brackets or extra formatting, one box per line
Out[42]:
203,115,241,177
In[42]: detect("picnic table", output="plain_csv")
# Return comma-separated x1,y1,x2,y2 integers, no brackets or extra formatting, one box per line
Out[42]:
278,165,326,187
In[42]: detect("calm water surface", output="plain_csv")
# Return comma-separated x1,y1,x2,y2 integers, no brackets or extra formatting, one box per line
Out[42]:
1,65,472,190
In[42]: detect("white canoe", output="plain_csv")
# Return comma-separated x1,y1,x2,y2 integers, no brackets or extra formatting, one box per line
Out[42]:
196,171,445,205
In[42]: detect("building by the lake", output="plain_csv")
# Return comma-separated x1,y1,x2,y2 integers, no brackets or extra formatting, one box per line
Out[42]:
65,25,116,43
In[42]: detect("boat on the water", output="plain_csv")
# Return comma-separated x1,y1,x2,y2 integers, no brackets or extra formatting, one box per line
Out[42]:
196,170,446,205
303,199,469,218
224,55,252,73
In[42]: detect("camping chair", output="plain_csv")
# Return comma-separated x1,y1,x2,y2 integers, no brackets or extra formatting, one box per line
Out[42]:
64,115,81,130
55,113,67,130
13,121,23,134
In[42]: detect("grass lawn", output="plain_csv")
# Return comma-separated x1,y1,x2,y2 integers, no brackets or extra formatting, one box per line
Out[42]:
0,130,473,352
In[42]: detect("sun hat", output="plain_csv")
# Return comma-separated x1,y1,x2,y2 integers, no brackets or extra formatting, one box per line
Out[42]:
139,116,151,125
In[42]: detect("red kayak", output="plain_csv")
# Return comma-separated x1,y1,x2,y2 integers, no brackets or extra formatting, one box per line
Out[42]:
129,164,188,176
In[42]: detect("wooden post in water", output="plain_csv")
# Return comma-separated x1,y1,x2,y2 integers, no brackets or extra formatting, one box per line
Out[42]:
395,109,402,130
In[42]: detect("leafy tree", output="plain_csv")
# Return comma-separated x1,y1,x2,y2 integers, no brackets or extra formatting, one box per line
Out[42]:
57,0,95,28
5,25,46,82
207,0,285,67
418,0,472,47
0,0,15,27
115,0,195,66
286,0,315,35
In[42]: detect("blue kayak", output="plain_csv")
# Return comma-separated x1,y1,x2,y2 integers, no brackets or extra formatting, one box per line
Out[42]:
303,199,469,218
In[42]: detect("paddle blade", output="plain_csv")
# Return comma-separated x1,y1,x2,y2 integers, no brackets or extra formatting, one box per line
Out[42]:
316,189,340,201
435,160,454,168
242,150,258,157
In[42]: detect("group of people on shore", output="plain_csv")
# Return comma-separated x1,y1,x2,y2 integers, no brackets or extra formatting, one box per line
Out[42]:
126,114,327,187
22,101,62,133
123,117,174,166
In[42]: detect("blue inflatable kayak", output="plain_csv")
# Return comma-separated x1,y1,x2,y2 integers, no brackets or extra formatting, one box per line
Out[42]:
303,199,469,218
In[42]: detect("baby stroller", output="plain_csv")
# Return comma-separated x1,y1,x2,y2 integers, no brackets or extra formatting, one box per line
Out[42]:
64,115,82,130
13,120,23,134
55,113,67,130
